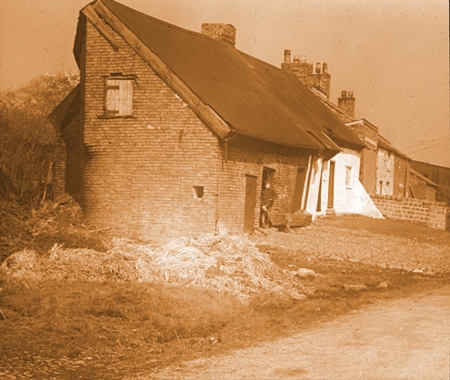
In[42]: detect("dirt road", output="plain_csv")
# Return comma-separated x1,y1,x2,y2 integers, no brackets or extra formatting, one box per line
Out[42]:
150,286,450,380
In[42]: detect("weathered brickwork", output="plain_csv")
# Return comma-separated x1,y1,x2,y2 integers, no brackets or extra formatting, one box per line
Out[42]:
218,144,309,231
80,20,222,239
394,156,409,198
201,24,236,46
337,91,355,119
372,195,449,230
281,56,331,99
56,112,85,202
58,19,314,241
410,171,436,201
346,121,378,144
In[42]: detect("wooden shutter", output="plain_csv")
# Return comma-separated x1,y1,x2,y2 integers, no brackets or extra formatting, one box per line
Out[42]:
106,79,120,114
105,78,133,115
119,79,133,115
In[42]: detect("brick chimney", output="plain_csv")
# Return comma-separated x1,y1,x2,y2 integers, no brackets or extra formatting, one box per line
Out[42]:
280,50,331,98
201,23,236,46
281,52,313,87
338,90,356,119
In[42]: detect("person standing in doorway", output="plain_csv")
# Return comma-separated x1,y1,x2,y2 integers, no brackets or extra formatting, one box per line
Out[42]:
261,181,277,228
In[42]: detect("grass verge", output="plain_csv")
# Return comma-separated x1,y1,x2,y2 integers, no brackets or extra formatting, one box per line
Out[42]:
1,267,449,379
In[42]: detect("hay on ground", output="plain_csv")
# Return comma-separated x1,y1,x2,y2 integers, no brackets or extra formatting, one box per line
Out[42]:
1,234,305,300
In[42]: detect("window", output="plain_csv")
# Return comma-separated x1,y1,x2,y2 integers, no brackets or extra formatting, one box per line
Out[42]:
345,166,352,188
104,74,134,116
193,186,204,199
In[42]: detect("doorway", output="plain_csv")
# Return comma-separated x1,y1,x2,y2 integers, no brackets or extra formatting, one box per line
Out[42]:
260,168,275,226
244,175,257,233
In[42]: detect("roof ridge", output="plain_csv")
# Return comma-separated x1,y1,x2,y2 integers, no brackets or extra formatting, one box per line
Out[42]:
100,0,237,48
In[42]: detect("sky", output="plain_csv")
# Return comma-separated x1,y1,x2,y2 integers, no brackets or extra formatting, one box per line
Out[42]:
1,0,449,167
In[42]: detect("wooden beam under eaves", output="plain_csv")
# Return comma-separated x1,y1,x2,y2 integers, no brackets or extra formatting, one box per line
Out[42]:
90,0,232,139
82,5,119,51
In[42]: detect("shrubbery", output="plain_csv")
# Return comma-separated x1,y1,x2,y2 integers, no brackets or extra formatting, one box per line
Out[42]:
0,73,79,202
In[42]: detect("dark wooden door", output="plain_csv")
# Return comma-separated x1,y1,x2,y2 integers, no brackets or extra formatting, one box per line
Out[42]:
362,147,377,195
244,175,257,233
293,167,307,211
327,161,335,209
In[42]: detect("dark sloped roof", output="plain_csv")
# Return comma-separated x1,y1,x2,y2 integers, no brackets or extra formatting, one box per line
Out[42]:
80,0,364,151
48,84,80,131
410,168,438,187
378,134,410,159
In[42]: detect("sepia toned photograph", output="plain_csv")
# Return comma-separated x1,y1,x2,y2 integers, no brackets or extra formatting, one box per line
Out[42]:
0,0,449,379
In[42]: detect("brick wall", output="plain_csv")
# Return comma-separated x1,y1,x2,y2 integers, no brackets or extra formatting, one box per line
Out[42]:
372,195,449,230
410,171,436,201
56,112,85,203
345,121,378,146
217,143,309,233
394,156,409,198
80,19,222,240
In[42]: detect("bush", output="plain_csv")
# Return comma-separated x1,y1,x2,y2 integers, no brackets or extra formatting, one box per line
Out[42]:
0,73,79,202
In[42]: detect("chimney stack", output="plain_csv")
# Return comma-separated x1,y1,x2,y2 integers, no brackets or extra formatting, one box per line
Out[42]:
284,49,291,63
338,90,356,119
201,23,236,46
280,52,331,98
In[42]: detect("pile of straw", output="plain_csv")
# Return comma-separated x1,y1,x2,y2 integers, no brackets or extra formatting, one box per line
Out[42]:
1,234,305,300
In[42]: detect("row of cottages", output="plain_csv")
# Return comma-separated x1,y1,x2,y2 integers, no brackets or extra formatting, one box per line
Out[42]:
50,0,381,241
280,52,439,203
280,52,382,217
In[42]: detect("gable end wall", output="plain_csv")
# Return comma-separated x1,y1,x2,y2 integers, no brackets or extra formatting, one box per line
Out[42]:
82,18,222,240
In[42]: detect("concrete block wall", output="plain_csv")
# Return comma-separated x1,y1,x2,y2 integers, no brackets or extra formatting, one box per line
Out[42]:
372,195,449,230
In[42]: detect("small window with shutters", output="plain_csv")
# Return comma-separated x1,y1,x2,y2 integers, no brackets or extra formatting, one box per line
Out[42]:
104,74,134,116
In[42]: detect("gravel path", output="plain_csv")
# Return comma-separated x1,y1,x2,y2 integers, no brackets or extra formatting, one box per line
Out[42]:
250,221,450,274
150,286,450,380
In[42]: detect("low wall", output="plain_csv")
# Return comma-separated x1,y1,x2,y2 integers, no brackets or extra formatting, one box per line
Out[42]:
372,195,449,231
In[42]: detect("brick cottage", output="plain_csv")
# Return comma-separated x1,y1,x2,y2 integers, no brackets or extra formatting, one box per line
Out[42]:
50,0,365,240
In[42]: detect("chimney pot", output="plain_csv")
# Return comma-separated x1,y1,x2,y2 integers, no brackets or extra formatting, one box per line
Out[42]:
315,62,321,74
284,49,291,63
322,63,328,73
348,90,354,98
341,90,347,98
